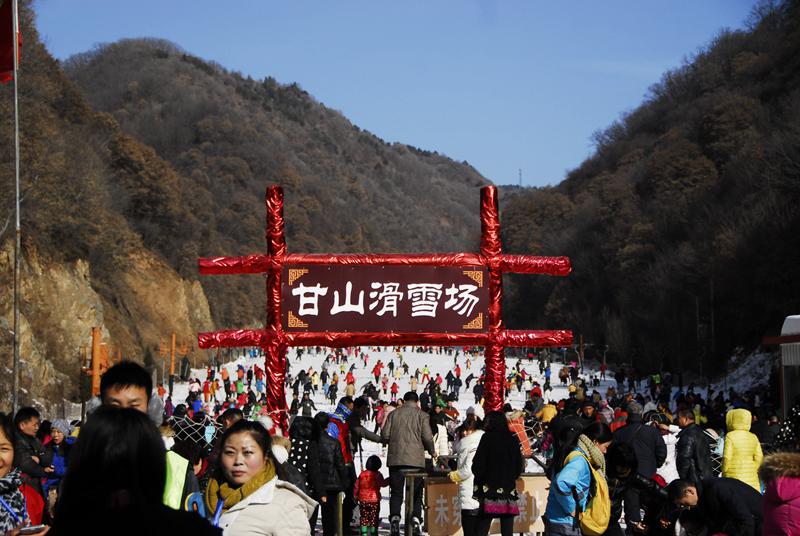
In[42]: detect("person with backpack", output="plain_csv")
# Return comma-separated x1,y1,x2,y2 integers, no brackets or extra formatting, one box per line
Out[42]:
543,422,612,536
612,401,666,530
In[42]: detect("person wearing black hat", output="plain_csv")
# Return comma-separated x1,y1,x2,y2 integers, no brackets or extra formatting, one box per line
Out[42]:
579,400,598,428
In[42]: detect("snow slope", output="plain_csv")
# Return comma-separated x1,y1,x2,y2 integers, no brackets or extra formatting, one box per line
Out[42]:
170,346,620,534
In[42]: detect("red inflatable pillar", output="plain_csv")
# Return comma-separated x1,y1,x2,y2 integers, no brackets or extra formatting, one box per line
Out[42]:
265,186,289,433
480,186,505,411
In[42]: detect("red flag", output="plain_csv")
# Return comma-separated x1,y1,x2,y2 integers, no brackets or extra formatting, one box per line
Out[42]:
0,0,21,84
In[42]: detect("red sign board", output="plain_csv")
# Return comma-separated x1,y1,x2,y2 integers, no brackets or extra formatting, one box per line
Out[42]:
282,265,489,333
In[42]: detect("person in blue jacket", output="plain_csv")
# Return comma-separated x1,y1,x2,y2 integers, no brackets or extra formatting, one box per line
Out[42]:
43,419,75,508
544,421,612,536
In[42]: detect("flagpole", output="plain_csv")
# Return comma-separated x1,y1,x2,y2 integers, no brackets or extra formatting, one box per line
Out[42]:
11,0,21,415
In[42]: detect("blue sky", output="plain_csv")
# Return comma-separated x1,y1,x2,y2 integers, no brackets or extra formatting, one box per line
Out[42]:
33,1,757,187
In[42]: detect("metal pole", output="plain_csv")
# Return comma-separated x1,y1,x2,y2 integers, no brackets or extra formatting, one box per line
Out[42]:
91,327,101,396
404,473,415,536
11,0,21,415
169,331,176,395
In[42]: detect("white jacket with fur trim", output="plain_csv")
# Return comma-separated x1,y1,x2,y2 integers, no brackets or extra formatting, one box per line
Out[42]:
217,477,317,536
453,430,484,511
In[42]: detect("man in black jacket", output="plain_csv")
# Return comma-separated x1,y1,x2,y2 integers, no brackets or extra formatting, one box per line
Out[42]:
612,401,667,529
667,478,762,536
347,397,383,460
675,409,713,482
314,412,350,536
13,407,54,496
613,401,667,476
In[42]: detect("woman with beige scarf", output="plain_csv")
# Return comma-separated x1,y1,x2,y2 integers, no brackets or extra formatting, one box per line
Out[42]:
205,421,316,536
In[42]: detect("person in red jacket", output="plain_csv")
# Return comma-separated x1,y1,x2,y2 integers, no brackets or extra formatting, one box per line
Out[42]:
354,455,390,536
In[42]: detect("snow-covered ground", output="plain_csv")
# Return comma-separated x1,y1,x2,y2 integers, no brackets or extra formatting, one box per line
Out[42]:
170,346,622,534
168,345,777,534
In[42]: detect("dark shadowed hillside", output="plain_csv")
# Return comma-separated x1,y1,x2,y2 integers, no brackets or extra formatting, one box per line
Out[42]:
502,0,800,376
63,39,490,327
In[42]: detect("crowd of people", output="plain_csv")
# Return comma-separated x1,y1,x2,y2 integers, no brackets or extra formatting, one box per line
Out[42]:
1,346,799,536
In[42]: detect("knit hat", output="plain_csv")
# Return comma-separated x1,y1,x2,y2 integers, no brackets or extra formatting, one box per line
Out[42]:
626,401,643,416
51,419,71,436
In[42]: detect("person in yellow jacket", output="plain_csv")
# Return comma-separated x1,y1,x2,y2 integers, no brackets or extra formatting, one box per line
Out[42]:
722,408,763,491
537,403,558,423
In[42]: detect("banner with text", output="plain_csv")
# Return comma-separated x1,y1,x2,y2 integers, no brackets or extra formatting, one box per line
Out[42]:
282,265,488,333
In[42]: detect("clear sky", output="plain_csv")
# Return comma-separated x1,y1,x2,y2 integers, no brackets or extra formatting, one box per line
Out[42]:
33,0,757,187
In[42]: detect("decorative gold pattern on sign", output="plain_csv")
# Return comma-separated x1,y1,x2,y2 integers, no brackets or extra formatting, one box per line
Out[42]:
463,270,483,287
463,313,483,330
288,269,309,285
287,311,308,328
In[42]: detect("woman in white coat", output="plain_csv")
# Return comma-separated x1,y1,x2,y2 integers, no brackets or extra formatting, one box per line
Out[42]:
448,415,484,536
204,420,317,535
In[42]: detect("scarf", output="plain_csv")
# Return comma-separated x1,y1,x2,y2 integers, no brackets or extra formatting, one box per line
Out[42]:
332,403,351,421
577,434,607,479
0,469,27,533
204,460,277,515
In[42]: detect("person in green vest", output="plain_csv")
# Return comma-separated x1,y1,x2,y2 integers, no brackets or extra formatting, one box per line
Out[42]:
164,440,202,510
100,361,199,511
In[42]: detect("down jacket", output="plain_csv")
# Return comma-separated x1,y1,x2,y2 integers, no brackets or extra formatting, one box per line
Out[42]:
452,430,484,511
317,430,350,492
381,403,435,468
353,469,389,503
612,413,667,477
722,408,763,491
287,417,323,500
759,451,800,536
216,477,317,536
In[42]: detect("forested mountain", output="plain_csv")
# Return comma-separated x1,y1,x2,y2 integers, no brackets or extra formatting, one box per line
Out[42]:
0,4,487,409
502,0,800,376
63,39,489,327
2,1,798,408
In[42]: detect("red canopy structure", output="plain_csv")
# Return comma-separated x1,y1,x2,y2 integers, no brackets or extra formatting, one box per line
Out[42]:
198,185,572,431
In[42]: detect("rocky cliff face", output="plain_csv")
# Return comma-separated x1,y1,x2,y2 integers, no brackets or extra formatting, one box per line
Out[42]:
0,242,213,414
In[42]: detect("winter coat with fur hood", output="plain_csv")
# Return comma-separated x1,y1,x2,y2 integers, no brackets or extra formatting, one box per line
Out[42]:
722,408,763,491
451,430,484,511
759,451,800,536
